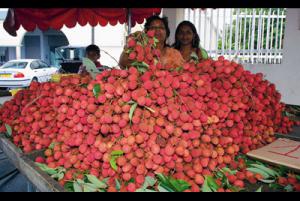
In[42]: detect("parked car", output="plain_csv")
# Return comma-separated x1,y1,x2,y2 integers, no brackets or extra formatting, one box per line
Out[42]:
0,59,59,90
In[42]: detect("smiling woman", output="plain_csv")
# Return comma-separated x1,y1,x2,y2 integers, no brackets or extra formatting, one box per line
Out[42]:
173,21,208,62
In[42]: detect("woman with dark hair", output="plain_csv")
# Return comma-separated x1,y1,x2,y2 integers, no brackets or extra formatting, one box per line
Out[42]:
173,21,208,62
119,15,184,69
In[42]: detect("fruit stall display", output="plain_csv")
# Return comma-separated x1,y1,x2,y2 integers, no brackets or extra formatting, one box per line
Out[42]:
0,31,300,192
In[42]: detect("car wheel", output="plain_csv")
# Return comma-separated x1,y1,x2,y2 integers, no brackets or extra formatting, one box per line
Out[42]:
32,77,38,83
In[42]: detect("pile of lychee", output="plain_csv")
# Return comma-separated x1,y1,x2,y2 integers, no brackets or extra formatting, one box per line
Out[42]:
0,31,299,192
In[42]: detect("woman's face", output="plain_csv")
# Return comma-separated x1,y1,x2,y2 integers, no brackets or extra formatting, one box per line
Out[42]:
177,25,194,46
148,20,167,45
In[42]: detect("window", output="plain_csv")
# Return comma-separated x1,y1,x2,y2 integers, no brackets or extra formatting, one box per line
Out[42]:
30,61,41,69
38,60,49,68
0,61,28,69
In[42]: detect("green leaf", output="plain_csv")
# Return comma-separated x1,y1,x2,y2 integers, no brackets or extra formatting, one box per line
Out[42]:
80,83,88,88
93,84,101,98
143,176,157,188
246,167,270,179
35,162,57,175
206,176,219,191
221,167,237,175
64,181,74,192
102,177,109,184
175,66,183,72
202,177,213,192
156,173,168,184
5,124,12,137
284,184,294,192
296,175,300,181
249,164,279,177
145,189,158,192
215,171,224,179
128,178,135,184
49,142,58,149
259,179,276,184
129,102,138,123
255,186,263,192
86,174,107,189
73,181,83,192
144,106,155,113
76,179,85,184
156,174,175,192
137,66,148,74
110,157,118,171
229,186,243,192
56,166,66,172
155,173,190,192
269,183,283,191
277,166,289,176
157,183,175,192
131,61,149,68
135,188,146,192
136,188,157,192
51,172,65,180
157,184,171,192
83,183,99,192
115,179,121,191
111,150,124,157
136,176,157,192
253,160,265,166
222,176,230,188
109,150,124,171
169,179,190,192
58,172,65,180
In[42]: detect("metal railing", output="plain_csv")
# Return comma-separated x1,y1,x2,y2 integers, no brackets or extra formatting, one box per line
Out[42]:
184,8,286,64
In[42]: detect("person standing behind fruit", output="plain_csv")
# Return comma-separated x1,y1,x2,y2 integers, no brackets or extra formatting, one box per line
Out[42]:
78,44,102,75
173,21,209,62
119,15,184,69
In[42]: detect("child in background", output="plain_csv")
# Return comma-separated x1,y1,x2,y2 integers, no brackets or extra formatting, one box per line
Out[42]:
78,45,102,75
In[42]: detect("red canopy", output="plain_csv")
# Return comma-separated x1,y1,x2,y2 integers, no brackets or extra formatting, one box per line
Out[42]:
3,8,162,36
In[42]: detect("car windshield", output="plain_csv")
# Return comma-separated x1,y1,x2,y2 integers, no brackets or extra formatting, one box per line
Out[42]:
0,62,28,69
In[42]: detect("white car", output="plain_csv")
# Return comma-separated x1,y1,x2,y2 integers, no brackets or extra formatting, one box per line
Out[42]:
0,59,59,89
